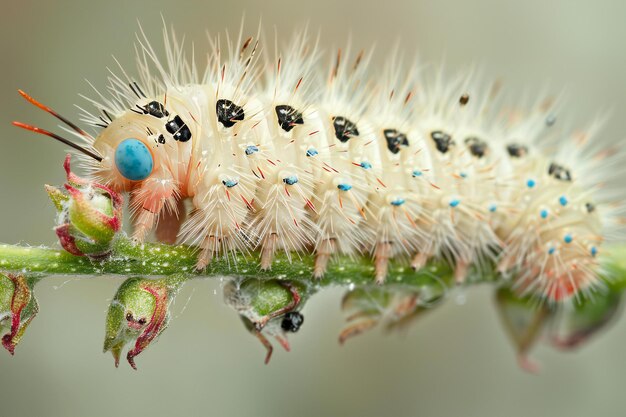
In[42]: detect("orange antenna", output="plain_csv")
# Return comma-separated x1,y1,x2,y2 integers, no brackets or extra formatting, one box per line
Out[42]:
12,121,102,162
17,90,93,139
13,90,102,161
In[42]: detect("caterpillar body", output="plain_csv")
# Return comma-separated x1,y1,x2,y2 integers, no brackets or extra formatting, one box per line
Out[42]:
14,23,626,302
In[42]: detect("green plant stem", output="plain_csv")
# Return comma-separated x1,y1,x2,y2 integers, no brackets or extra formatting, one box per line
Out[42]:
0,235,459,286
1,236,625,289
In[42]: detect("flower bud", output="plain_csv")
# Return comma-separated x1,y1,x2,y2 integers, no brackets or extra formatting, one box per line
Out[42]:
46,154,122,259
224,278,310,364
495,286,552,373
550,287,623,350
103,275,185,369
0,273,39,355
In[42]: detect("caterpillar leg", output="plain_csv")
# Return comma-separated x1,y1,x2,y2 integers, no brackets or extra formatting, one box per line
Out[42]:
196,236,220,271
260,233,279,270
374,242,393,284
497,257,513,275
314,238,336,279
155,199,186,244
411,252,429,270
454,260,470,285
132,209,157,242
130,174,179,242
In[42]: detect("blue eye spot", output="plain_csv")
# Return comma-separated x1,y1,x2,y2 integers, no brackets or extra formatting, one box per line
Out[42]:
360,161,372,169
306,148,318,157
548,247,556,255
412,169,422,177
488,204,497,212
564,234,573,244
114,138,153,181
390,198,405,206
559,196,568,206
449,198,460,208
526,179,536,188
591,246,598,257
540,209,549,219
337,183,352,191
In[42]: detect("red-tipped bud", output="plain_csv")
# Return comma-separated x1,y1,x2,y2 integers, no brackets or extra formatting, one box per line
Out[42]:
103,275,185,369
46,154,122,259
0,273,39,355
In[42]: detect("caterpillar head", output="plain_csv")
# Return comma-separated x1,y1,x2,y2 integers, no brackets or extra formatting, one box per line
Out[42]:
92,92,197,192
13,90,194,194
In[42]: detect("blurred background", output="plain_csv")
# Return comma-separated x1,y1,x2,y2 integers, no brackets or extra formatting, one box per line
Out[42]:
2,0,626,416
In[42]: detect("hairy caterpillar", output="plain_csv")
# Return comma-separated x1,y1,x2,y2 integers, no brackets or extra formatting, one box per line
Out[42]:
13,22,626,302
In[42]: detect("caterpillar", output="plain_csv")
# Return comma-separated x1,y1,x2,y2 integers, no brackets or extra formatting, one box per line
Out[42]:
13,22,626,302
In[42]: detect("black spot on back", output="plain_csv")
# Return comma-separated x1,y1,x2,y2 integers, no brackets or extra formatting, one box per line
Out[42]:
275,105,304,132
143,101,169,118
157,134,166,144
464,137,488,158
384,129,409,154
333,116,359,143
216,99,245,128
431,131,454,154
548,162,572,181
165,115,192,142
585,202,596,213
507,143,528,158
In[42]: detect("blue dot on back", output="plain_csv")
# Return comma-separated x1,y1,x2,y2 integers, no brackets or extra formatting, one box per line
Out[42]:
283,175,299,185
245,145,259,155
222,179,239,188
115,138,153,181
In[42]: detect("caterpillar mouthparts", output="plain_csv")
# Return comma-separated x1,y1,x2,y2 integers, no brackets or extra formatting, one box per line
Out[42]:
13,22,626,302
